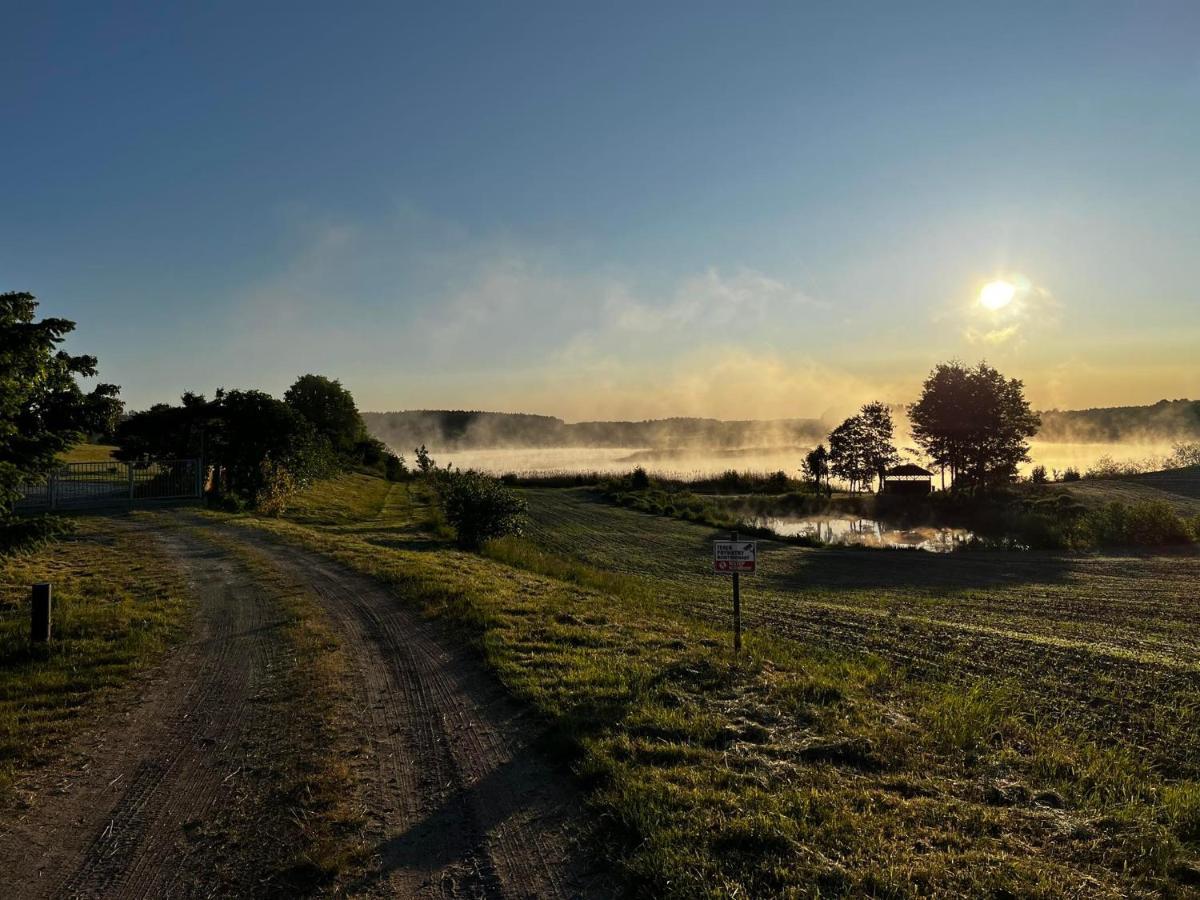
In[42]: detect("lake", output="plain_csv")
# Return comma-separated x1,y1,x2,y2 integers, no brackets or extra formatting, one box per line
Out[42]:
751,515,973,552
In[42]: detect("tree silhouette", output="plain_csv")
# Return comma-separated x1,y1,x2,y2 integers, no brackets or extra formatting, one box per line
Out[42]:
828,403,900,493
1,292,122,517
803,443,829,494
908,361,1040,491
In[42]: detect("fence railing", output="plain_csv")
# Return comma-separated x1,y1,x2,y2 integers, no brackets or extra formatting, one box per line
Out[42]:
15,459,203,511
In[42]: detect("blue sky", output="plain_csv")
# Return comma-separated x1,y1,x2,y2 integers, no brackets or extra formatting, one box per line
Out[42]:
4,1,1198,418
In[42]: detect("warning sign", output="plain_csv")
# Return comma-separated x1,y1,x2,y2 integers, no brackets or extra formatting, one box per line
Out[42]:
713,540,756,574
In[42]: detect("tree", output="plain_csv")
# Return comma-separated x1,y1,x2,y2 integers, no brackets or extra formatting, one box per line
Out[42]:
114,391,215,462
115,388,335,508
803,444,829,493
1,292,122,516
859,402,900,491
215,390,334,501
414,444,435,475
827,402,898,492
908,361,1040,491
284,374,366,457
828,416,871,492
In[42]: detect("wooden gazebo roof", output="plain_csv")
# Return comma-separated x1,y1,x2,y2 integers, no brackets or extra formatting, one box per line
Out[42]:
885,463,933,478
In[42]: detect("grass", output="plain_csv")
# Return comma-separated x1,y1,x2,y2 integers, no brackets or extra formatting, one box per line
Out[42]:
0,514,189,795
58,443,119,464
217,472,1200,896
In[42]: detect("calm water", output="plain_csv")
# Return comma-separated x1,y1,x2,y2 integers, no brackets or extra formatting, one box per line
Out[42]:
753,515,973,552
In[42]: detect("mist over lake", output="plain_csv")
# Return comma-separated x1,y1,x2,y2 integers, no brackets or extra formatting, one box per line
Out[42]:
401,439,1183,480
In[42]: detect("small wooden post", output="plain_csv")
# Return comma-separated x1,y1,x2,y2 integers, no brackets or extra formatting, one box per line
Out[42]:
127,463,135,508
31,583,52,644
732,531,741,653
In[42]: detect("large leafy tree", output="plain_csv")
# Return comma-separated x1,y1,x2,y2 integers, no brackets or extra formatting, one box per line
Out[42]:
828,402,899,493
0,292,122,515
908,361,1040,490
216,390,333,499
859,401,901,490
828,416,871,492
284,374,366,456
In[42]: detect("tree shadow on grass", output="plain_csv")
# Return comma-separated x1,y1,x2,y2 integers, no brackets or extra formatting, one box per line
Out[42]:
760,544,1077,593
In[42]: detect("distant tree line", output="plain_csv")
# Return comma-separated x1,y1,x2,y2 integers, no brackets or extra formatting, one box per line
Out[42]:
363,410,828,452
1037,399,1200,443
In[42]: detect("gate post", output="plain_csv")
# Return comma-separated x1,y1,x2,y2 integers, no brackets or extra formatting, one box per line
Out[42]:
127,463,135,508
48,472,58,511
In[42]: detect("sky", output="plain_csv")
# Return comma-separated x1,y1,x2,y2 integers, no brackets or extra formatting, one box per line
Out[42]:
4,1,1199,420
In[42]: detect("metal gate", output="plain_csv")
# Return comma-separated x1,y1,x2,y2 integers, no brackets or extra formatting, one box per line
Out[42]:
15,459,203,511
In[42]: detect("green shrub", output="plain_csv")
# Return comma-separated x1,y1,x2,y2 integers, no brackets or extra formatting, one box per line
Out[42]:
434,469,527,550
1080,500,1194,548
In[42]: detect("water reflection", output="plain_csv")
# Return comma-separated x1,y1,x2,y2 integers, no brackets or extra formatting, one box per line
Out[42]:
755,515,972,553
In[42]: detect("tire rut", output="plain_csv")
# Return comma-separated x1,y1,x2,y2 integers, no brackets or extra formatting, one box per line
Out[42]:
0,525,285,900
227,528,604,900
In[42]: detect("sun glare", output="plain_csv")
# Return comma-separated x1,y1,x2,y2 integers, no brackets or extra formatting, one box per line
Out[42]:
979,280,1015,310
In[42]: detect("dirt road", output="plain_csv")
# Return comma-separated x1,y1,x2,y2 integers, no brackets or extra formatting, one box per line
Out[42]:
0,518,602,899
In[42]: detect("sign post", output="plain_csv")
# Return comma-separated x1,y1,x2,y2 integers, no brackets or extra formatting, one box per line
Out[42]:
713,533,756,653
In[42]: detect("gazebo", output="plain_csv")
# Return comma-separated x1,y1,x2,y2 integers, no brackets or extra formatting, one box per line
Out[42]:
883,463,933,495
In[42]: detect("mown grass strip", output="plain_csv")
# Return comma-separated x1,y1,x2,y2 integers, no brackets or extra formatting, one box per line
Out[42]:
0,515,189,797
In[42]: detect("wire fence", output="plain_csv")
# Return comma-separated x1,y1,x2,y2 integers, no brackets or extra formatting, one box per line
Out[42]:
15,459,203,511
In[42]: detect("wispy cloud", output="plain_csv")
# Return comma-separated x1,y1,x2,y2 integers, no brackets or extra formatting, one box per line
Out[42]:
960,277,1060,348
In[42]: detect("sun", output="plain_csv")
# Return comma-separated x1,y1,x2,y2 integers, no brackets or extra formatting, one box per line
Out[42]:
979,280,1016,311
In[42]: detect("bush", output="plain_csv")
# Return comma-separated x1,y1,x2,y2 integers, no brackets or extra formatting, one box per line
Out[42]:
1061,467,1081,482
256,459,298,517
435,469,527,550
629,466,651,490
1030,465,1048,485
1079,500,1195,548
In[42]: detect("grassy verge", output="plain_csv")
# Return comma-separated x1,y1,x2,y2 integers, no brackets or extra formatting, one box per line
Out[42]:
225,474,1200,896
0,515,189,796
